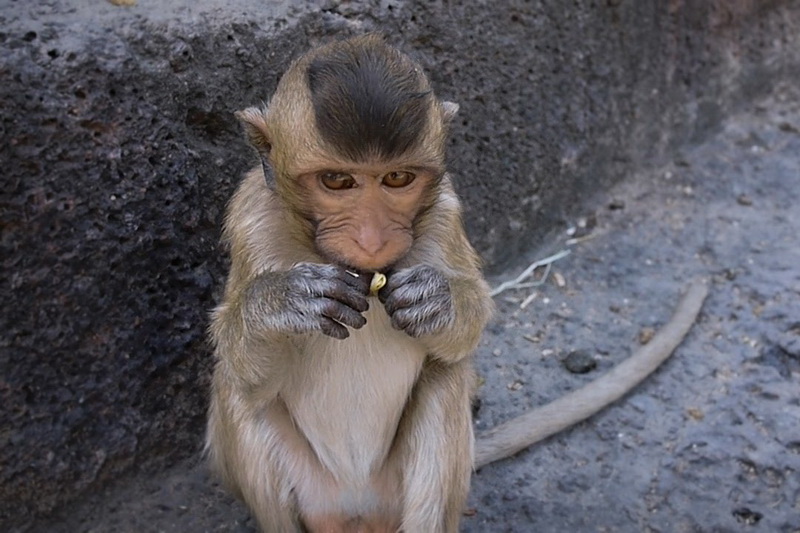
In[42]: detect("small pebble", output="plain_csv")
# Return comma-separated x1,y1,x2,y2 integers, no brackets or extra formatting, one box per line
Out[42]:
608,198,625,210
686,407,705,421
507,380,523,391
778,121,799,133
562,350,597,374
638,327,655,345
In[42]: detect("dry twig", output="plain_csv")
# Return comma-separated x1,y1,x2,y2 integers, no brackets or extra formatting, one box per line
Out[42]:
490,249,571,297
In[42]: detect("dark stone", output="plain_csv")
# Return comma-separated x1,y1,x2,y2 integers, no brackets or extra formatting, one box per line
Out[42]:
562,351,598,374
732,507,764,525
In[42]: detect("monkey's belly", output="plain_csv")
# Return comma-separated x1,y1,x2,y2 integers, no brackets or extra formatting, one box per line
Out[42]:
282,304,426,487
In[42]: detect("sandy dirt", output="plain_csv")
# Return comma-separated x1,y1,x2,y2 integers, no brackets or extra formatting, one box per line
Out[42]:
30,84,800,533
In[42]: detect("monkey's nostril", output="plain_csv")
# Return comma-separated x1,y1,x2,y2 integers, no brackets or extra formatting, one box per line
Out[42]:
355,229,387,256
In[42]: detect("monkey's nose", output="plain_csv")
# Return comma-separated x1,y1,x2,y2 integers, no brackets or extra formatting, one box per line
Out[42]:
356,226,388,256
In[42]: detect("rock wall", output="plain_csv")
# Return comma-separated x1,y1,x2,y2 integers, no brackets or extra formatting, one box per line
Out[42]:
2,0,798,526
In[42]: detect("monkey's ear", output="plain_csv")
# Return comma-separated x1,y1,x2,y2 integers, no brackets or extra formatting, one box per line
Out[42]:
235,107,272,155
236,106,276,189
441,101,459,123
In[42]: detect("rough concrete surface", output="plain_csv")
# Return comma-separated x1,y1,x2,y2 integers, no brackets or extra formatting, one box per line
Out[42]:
28,81,800,532
2,0,800,530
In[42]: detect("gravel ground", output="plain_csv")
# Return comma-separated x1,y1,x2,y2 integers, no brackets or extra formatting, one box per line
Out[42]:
30,84,800,533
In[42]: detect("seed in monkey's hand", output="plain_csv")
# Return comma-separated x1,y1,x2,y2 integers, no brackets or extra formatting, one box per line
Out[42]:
370,272,387,295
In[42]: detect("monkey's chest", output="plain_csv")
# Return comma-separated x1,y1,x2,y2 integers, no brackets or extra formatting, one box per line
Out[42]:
282,304,427,483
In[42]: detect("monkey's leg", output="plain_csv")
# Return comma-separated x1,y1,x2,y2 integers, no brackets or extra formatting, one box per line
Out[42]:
392,358,475,533
298,450,404,532
209,387,336,532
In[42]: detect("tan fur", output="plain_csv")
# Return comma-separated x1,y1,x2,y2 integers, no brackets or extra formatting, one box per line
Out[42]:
207,35,492,532
207,169,489,531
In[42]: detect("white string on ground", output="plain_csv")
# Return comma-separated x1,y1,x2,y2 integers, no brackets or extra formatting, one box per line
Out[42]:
489,249,571,297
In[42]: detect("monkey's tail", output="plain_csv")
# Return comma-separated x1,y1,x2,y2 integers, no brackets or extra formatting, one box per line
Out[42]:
474,278,710,468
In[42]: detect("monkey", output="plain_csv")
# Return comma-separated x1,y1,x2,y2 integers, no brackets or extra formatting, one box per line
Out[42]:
206,34,709,533
207,33,490,532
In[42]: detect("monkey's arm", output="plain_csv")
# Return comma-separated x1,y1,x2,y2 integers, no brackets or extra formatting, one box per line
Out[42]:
380,201,494,362
380,265,493,361
211,171,372,385
211,263,370,383
240,264,369,340
474,278,710,467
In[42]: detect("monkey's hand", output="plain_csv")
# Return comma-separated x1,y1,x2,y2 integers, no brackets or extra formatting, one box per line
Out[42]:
379,265,455,338
246,263,370,340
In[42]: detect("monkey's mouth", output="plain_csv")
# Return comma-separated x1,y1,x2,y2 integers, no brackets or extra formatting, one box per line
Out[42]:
315,245,398,276
342,264,395,278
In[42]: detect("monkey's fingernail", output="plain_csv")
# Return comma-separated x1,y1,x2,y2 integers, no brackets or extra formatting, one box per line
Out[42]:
370,272,387,295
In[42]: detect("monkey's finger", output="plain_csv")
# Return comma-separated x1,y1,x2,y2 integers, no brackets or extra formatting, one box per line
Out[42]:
380,288,406,314
381,279,442,314
377,282,392,304
303,269,368,311
293,263,367,299
319,298,367,330
388,307,440,338
323,283,370,313
382,268,448,307
388,307,418,335
389,300,451,337
378,271,409,306
339,269,371,294
378,266,413,304
383,264,440,288
317,316,350,339
380,282,421,313
381,267,413,292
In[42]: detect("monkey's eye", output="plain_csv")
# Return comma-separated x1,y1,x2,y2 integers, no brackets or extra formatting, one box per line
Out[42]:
382,171,416,188
320,172,357,190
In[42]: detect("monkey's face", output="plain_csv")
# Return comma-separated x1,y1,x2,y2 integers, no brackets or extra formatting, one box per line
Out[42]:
235,34,458,274
295,164,437,273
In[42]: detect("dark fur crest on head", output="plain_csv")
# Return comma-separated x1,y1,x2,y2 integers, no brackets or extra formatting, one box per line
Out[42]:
306,34,432,162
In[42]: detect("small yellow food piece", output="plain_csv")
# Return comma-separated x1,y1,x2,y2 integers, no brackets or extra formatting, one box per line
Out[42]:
370,272,387,295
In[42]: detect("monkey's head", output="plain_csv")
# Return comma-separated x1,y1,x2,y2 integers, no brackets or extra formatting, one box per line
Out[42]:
236,34,458,273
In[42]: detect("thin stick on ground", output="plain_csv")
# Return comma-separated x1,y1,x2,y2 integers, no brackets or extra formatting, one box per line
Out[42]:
490,249,571,297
